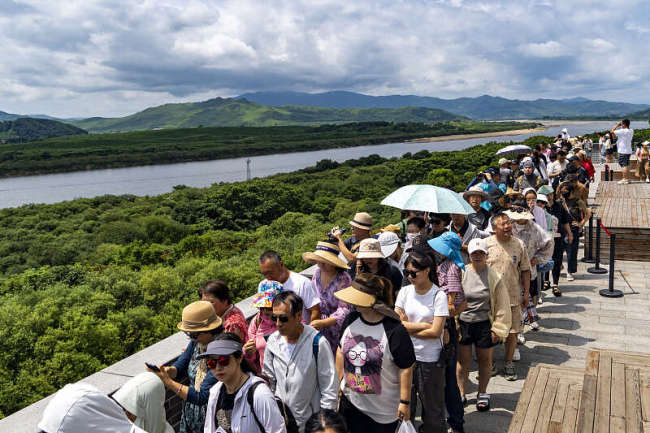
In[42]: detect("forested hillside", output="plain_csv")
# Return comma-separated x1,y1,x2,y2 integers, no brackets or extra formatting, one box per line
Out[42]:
0,118,87,143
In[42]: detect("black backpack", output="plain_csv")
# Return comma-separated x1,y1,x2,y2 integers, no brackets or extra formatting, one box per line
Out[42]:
247,381,299,433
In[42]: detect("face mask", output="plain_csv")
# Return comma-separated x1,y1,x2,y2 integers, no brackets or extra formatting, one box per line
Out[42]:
406,233,417,241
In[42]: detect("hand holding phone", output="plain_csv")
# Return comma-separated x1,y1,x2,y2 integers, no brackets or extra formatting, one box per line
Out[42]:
145,362,160,372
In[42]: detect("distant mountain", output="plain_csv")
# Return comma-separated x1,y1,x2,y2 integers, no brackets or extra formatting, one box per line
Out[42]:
69,97,467,132
627,107,650,121
237,91,650,120
0,118,87,143
0,111,20,122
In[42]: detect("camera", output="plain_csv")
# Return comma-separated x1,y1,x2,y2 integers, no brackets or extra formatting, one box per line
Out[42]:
327,226,346,240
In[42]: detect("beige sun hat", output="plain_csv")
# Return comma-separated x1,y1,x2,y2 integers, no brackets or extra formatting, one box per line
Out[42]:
462,185,489,201
504,209,534,221
349,212,372,230
356,238,385,259
177,301,222,333
334,278,400,320
498,158,510,166
302,241,350,270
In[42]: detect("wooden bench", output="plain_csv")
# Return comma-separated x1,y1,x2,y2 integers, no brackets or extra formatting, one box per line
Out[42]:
577,349,650,433
508,364,584,433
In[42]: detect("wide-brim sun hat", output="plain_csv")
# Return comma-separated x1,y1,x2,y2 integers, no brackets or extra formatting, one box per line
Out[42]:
302,241,350,270
334,280,400,320
428,232,465,270
498,187,524,207
504,209,534,221
177,301,222,333
252,280,284,309
356,238,385,259
537,185,554,196
197,339,243,359
378,231,400,258
462,185,489,201
468,238,488,255
349,212,372,230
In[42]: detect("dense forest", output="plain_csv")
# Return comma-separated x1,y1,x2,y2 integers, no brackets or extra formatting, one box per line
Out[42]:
0,118,87,143
1,129,647,418
0,120,537,177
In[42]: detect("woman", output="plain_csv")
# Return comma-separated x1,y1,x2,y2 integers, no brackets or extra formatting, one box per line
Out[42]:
635,141,650,182
355,238,403,301
305,410,348,433
523,188,547,231
112,372,175,433
427,231,466,433
302,241,353,352
456,238,511,412
544,190,572,296
604,133,614,163
578,150,595,180
244,280,282,371
199,280,248,342
203,333,287,433
334,273,415,433
395,252,448,433
39,382,146,433
557,181,591,282
149,301,223,433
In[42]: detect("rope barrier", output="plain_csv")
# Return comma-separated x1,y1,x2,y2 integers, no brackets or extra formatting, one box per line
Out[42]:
599,219,612,237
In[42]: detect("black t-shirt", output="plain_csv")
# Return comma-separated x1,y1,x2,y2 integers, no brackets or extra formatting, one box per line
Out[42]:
215,388,236,432
548,201,570,236
468,208,491,230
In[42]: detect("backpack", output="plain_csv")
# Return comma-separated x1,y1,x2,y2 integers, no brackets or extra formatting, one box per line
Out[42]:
247,381,299,433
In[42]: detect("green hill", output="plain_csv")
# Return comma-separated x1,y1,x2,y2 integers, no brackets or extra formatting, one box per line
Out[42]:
70,98,467,132
0,118,87,143
627,108,650,122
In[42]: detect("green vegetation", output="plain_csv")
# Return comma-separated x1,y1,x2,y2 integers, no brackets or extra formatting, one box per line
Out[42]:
0,120,538,177
0,118,87,143
5,130,648,417
70,97,467,132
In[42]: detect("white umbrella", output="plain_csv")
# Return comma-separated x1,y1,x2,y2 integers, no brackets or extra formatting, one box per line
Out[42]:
381,184,476,215
496,144,531,157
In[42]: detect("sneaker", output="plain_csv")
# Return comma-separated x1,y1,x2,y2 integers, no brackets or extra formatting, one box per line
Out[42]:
646,178,649,183
538,293,544,304
517,333,526,345
513,348,521,361
552,285,562,297
566,273,575,281
504,361,517,381
530,321,540,331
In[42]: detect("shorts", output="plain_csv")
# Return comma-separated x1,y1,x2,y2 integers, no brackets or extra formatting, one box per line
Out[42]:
459,319,496,349
619,153,632,167
509,306,522,334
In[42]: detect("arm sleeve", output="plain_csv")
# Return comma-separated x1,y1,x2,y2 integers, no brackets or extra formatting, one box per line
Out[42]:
186,370,217,405
316,336,339,410
253,383,288,433
171,341,193,381
303,279,320,309
434,290,449,317
338,312,358,347
394,285,406,309
262,342,277,392
386,320,416,369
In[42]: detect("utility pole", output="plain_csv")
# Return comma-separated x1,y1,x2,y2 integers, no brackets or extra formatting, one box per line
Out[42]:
246,158,251,181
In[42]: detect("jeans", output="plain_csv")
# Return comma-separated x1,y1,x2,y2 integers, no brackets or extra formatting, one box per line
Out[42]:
565,227,581,274
411,361,447,433
444,324,465,432
552,237,566,284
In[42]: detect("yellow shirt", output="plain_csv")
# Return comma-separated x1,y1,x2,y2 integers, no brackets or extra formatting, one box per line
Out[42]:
485,235,531,306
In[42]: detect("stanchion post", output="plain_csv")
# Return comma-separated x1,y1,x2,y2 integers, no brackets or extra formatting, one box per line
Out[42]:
588,218,607,274
581,214,595,263
600,233,623,298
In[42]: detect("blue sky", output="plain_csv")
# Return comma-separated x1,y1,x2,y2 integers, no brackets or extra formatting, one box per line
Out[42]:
1,0,649,117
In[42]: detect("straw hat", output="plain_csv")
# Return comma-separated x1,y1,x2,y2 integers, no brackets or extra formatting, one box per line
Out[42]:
349,212,372,230
334,280,400,320
462,185,489,201
497,187,524,207
378,231,400,258
177,301,222,332
380,224,401,236
302,241,350,270
498,158,510,166
504,209,534,221
252,280,284,309
356,238,385,259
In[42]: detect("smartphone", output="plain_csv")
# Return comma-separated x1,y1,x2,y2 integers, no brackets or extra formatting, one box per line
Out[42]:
145,362,160,372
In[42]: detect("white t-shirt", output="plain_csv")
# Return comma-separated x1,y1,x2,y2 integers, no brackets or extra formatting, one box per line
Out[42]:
547,160,567,177
278,338,297,359
259,271,320,323
395,284,449,362
614,128,634,154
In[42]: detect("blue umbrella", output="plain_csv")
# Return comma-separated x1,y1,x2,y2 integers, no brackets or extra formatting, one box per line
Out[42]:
380,184,476,215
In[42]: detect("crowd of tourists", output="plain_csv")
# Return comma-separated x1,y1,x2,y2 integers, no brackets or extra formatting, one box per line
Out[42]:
39,129,608,433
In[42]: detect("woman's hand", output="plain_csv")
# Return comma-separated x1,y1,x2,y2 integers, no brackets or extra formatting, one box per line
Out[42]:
148,365,172,386
311,319,325,331
243,339,257,355
397,402,410,422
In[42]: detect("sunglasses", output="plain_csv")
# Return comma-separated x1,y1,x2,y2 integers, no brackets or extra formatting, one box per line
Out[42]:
184,331,203,339
403,269,422,278
206,355,231,369
271,314,290,323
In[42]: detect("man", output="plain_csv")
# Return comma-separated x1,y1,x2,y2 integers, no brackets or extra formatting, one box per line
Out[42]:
259,250,321,323
485,213,531,381
611,119,634,185
547,150,567,182
514,158,542,191
463,186,491,230
263,291,338,431
333,212,373,265
499,158,513,187
448,213,489,264
567,156,590,186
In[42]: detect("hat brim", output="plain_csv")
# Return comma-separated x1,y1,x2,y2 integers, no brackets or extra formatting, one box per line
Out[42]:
356,251,385,259
302,251,350,270
334,286,376,307
380,242,399,258
468,246,488,255
462,190,488,201
504,210,534,221
177,316,223,333
349,221,372,230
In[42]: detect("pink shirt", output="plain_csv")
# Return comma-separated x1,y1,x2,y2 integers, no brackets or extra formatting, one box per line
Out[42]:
245,313,277,371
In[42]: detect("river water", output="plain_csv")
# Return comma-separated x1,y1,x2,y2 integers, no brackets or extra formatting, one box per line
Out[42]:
0,121,646,208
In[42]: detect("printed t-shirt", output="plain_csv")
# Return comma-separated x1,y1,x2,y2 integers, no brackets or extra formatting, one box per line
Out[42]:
459,266,491,323
395,284,448,362
215,389,235,433
259,271,320,323
339,311,415,424
485,235,531,306
614,128,634,154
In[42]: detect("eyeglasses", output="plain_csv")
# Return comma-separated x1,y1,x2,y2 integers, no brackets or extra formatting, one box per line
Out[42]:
184,331,203,340
271,314,290,323
206,355,231,369
403,269,422,278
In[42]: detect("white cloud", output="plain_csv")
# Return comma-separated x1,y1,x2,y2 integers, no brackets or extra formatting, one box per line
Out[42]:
518,41,567,58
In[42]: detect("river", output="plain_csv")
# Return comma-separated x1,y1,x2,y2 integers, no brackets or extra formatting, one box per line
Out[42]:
0,121,646,208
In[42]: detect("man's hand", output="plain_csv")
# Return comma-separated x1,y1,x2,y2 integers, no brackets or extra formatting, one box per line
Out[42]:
243,339,257,355
571,221,582,228
567,233,574,244
331,227,343,240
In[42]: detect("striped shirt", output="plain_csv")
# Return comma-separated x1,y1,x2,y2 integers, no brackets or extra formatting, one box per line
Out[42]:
436,259,465,307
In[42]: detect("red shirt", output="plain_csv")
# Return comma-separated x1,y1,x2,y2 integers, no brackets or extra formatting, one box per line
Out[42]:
581,160,595,178
222,305,248,342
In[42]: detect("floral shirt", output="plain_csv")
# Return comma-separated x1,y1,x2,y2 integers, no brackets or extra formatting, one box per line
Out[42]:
313,268,353,353
511,220,553,280
222,305,248,343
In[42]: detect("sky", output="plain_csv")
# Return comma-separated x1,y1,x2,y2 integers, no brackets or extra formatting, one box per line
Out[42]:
1,0,649,118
